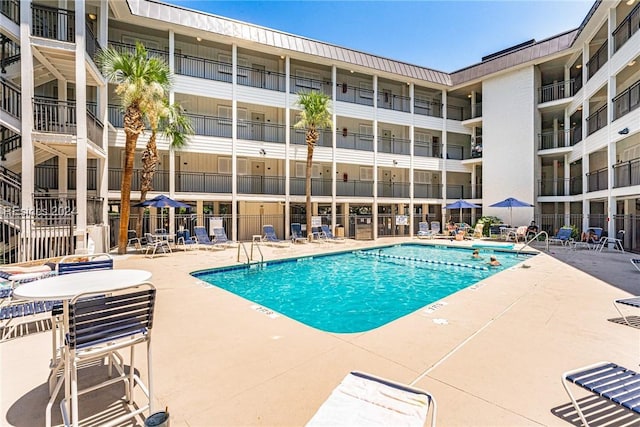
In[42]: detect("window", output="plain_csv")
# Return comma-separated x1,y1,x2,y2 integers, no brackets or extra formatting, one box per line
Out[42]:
415,132,431,143
296,163,321,178
218,157,231,174
414,94,432,108
218,54,232,74
218,105,232,119
414,170,431,184
237,158,247,175
360,167,373,181
359,124,373,140
359,82,373,99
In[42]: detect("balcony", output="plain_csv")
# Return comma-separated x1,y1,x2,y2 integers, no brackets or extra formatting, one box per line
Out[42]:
414,100,443,118
447,144,466,160
290,177,332,196
336,180,374,197
378,93,411,113
1,0,19,24
538,128,576,150
613,79,640,121
378,136,411,155
176,171,232,193
538,80,577,104
586,105,607,136
613,3,640,52
32,4,74,42
34,97,104,143
109,41,169,63
1,77,21,119
378,182,410,198
237,120,285,143
538,179,569,196
587,167,608,192
292,128,333,148
289,76,332,96
446,185,472,199
237,175,284,195
336,132,373,152
414,183,442,199
237,65,286,92
415,141,441,158
187,113,232,138
109,169,169,192
570,177,583,195
174,53,232,83
613,157,640,188
335,83,374,106
447,105,465,121
587,41,608,80
85,24,101,63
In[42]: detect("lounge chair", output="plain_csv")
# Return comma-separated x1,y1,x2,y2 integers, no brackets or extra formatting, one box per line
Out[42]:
320,224,345,243
506,226,527,243
417,222,435,239
144,232,172,257
613,296,640,327
430,221,441,236
548,227,573,246
290,223,308,243
597,230,625,252
212,227,238,248
262,225,290,247
472,223,484,239
573,227,603,250
193,226,225,251
562,362,640,426
306,371,436,427
176,229,198,250
631,258,640,272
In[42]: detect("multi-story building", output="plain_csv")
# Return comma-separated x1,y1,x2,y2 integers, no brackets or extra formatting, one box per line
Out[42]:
0,0,638,256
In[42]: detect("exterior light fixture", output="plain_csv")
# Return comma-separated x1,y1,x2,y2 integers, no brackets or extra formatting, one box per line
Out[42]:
349,70,354,73
88,13,97,20
626,0,636,6
393,160,398,166
259,148,266,156
576,64,582,69
619,128,629,135
196,36,202,42
467,94,472,98
628,60,637,67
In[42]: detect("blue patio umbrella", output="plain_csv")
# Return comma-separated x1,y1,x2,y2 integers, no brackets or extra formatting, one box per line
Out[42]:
133,195,190,229
444,199,480,222
489,197,533,226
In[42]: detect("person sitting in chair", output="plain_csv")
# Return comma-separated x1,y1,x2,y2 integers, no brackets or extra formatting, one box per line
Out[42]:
581,229,598,243
446,219,458,236
526,220,539,238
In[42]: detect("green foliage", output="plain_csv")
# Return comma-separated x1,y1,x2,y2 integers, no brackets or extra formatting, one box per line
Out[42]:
475,216,503,237
294,91,333,132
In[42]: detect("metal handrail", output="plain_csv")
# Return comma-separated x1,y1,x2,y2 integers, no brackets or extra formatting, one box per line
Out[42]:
517,231,549,256
236,241,264,265
251,241,264,264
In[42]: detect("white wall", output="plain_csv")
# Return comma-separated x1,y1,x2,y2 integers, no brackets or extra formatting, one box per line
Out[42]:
482,66,536,225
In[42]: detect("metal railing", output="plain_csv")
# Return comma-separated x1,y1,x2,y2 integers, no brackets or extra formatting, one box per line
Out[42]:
85,23,101,63
377,182,410,198
291,127,333,147
446,185,472,199
33,97,76,134
174,52,232,82
186,113,232,138
335,83,374,106
0,165,21,207
0,38,20,73
33,194,103,226
468,102,482,119
613,79,640,121
613,2,640,52
378,136,411,155
587,41,608,79
446,144,464,160
413,183,442,199
237,120,286,143
290,177,333,196
572,126,583,145
237,65,285,92
414,101,443,118
237,175,285,195
0,130,20,161
378,92,411,113
1,77,21,119
336,132,374,151
31,4,75,42
108,40,169,63
108,104,123,128
414,142,441,158
586,105,607,135
586,167,608,192
538,179,569,196
175,171,232,193
0,0,19,24
570,177,583,195
336,180,374,197
108,169,170,192
613,157,640,188
86,109,104,145
289,76,332,96
446,105,465,121
538,128,575,150
538,79,577,103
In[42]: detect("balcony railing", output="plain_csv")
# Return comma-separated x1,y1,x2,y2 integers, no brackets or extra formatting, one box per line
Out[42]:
538,80,577,103
335,83,374,106
86,109,104,145
446,105,465,121
108,168,169,192
613,3,640,52
109,41,169,63
613,157,640,188
85,23,101,63
336,133,374,151
570,177,583,195
378,93,411,113
572,126,583,145
378,182,410,198
613,79,640,121
68,166,97,191
176,171,232,193
186,113,232,138
0,129,20,161
538,128,575,150
237,65,286,92
108,104,123,128
587,41,608,79
467,103,482,119
290,177,333,196
336,180,374,197
290,76,332,96
414,183,442,199
446,185,472,199
414,101,443,118
586,105,607,135
0,0,19,24
538,179,569,196
446,144,464,160
587,167,608,192
33,97,76,134
415,141,441,158
31,4,74,42
378,136,410,155
237,175,285,195
174,53,231,82
1,77,21,119
237,120,285,143
291,128,333,148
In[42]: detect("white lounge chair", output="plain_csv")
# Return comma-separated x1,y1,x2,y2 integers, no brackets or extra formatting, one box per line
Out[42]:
417,222,435,239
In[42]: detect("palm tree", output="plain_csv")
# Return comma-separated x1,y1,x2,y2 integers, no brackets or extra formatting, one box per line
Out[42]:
98,42,171,254
294,91,332,238
136,100,194,237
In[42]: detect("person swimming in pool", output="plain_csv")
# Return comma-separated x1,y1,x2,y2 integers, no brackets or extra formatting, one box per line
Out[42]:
488,255,501,267
471,249,481,259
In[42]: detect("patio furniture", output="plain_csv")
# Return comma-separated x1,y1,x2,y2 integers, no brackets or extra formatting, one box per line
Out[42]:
144,233,172,257
613,296,640,327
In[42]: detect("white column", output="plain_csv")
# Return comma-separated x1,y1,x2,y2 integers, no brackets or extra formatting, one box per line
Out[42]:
75,0,88,249
372,75,378,239
284,56,291,239
441,89,448,220
331,65,337,231
231,44,238,241
20,0,34,210
98,0,108,224
168,30,176,236
409,82,415,237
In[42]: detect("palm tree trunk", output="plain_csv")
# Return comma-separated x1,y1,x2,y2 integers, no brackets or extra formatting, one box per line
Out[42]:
118,105,144,254
136,130,159,237
305,126,318,240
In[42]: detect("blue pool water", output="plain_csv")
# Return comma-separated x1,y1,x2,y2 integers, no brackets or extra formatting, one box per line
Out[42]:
193,244,532,333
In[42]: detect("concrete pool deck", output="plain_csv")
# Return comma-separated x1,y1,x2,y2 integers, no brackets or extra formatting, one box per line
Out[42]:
1,238,639,426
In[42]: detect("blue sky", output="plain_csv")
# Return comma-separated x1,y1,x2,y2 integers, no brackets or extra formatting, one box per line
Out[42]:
163,0,595,72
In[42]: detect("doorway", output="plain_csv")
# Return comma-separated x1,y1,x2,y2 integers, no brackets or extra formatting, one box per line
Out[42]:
381,168,392,197
251,161,265,194
252,113,265,141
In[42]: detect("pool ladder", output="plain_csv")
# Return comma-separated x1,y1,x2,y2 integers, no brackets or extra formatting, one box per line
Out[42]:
237,241,264,266
516,231,549,256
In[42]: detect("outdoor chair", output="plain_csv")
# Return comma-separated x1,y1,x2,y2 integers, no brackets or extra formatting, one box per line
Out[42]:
572,227,603,250
176,229,198,250
613,296,640,327
320,224,345,243
306,371,436,427
548,227,573,246
144,233,172,257
290,223,307,243
50,282,157,427
127,230,142,251
562,362,640,426
631,258,640,273
430,221,441,235
262,225,289,247
472,223,484,239
193,226,226,251
57,253,114,275
597,230,625,252
417,222,435,239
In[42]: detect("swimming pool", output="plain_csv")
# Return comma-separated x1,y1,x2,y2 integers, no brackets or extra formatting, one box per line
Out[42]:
192,244,532,333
